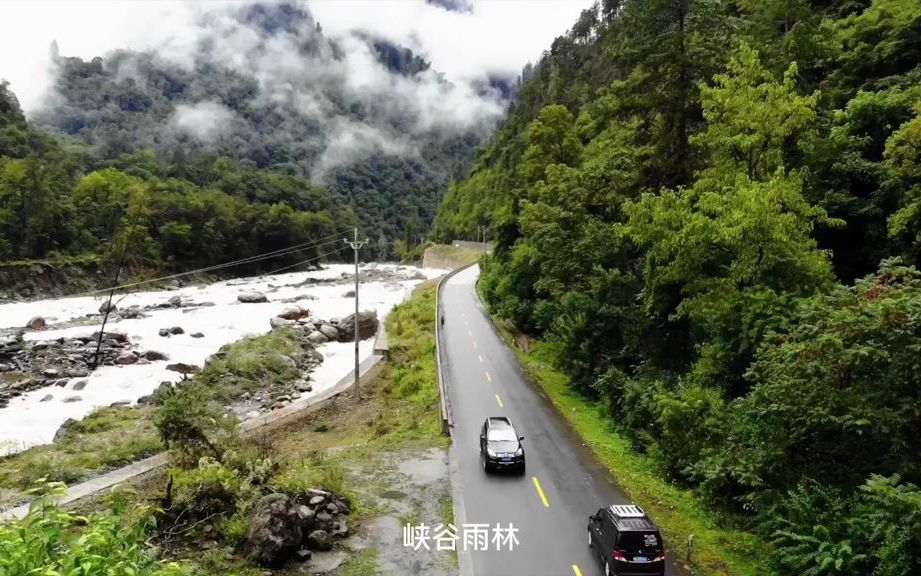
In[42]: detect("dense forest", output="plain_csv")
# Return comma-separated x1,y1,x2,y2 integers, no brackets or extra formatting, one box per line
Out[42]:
0,80,354,274
436,0,921,574
23,2,502,259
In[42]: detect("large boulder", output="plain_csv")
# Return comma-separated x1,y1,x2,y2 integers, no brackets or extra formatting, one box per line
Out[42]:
98,301,117,314
245,493,302,566
238,291,268,304
25,316,46,330
336,311,379,342
270,317,294,329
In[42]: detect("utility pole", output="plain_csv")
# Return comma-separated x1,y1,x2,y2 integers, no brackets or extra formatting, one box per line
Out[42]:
344,228,368,400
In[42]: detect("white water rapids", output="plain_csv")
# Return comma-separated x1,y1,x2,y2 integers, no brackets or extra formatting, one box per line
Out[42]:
0,263,445,454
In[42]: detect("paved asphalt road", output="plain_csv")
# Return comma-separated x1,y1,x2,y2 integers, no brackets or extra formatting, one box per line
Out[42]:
441,266,687,576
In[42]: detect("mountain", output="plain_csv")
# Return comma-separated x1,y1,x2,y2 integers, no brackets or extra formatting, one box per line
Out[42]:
436,1,921,574
31,2,508,253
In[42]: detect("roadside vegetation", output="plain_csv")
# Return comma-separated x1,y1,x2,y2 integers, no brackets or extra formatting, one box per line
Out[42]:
0,280,447,575
440,2,921,575
421,243,486,270
490,316,768,576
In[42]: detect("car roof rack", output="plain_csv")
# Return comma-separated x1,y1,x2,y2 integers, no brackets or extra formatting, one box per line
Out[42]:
608,504,645,519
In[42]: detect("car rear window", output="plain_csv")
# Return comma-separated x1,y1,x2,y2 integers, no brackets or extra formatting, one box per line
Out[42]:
488,428,517,441
617,531,662,553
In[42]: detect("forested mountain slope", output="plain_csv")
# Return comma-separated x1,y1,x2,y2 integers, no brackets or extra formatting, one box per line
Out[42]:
437,1,921,574
0,80,353,277
25,2,505,256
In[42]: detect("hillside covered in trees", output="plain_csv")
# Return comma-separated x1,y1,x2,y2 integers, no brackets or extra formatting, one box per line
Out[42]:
25,2,504,257
0,79,354,278
437,0,921,574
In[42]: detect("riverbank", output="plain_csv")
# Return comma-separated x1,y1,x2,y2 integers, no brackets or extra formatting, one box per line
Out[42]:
0,263,440,452
1,280,454,576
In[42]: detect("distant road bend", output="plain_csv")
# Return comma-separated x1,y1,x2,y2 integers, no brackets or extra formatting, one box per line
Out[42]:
441,265,686,576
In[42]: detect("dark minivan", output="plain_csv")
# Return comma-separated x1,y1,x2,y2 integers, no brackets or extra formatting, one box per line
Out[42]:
588,504,665,576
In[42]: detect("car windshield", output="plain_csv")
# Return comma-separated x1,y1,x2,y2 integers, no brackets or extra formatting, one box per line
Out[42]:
618,531,662,553
488,428,517,442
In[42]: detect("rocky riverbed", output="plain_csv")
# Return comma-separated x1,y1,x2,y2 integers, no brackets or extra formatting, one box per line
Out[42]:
0,264,443,454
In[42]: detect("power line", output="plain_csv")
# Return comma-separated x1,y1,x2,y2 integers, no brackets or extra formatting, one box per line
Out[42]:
261,243,351,276
72,229,351,297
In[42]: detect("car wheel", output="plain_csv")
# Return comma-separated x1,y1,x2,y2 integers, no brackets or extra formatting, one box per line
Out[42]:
483,457,490,474
604,560,611,576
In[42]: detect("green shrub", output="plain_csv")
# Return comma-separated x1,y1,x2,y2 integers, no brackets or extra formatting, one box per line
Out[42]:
0,482,190,576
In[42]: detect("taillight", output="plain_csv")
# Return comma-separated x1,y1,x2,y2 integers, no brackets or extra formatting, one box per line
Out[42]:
652,552,665,562
612,550,627,562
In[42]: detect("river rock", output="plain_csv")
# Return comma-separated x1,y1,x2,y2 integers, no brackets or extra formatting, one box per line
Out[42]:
318,324,339,340
98,301,117,314
167,362,199,375
342,290,355,298
336,311,379,342
306,530,332,551
119,306,144,319
168,295,183,307
168,326,184,335
306,331,328,344
278,306,308,321
63,395,82,403
53,418,76,442
115,351,139,365
26,316,46,330
72,380,88,391
245,493,302,566
270,317,293,329
158,328,170,337
39,394,53,402
143,350,169,361
238,291,268,304
191,332,205,338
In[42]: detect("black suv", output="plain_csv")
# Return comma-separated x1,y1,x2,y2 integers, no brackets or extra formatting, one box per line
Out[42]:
588,505,665,575
479,416,525,474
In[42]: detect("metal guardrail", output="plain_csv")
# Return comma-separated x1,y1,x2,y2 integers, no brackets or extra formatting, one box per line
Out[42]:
434,262,477,436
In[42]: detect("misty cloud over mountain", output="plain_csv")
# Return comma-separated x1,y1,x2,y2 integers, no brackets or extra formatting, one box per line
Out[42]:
34,2,508,181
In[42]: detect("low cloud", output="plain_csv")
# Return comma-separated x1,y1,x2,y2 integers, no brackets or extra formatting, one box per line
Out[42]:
0,0,593,176
172,101,237,142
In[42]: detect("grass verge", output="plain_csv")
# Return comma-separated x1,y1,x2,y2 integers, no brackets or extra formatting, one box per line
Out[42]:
423,244,486,270
0,406,161,507
486,316,774,576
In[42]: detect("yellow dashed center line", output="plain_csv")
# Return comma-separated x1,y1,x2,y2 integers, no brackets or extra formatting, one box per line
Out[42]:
532,476,550,508
472,340,477,349
485,371,492,382
495,394,503,408
572,566,583,576
478,354,483,363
